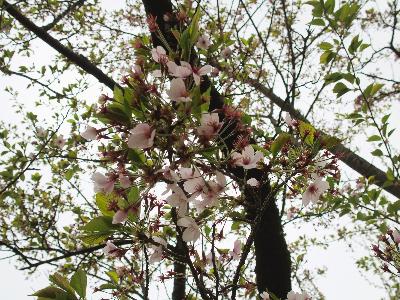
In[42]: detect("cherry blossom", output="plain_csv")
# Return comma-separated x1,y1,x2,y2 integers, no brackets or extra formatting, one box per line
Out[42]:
36,127,47,137
179,167,201,180
183,177,206,201
151,46,167,63
393,229,400,243
221,47,232,59
92,172,115,194
287,291,310,300
167,78,191,102
260,291,270,300
54,135,66,148
229,239,241,260
167,61,192,78
166,184,189,216
197,113,222,140
112,209,128,224
119,173,131,189
231,145,264,169
157,166,180,183
192,65,212,86
284,112,296,126
247,178,259,187
149,236,167,263
81,125,97,141
127,123,155,149
302,176,329,206
103,241,119,257
196,34,211,50
177,216,201,242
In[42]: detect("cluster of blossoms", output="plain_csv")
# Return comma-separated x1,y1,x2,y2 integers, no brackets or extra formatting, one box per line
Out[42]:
260,290,310,300
372,229,400,276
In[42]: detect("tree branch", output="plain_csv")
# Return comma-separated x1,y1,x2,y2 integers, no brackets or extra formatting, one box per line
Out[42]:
2,0,118,90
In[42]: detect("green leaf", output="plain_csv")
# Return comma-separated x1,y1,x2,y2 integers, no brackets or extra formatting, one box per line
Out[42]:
299,121,316,145
80,232,112,245
95,192,119,217
310,18,325,26
82,216,117,232
367,135,381,142
270,133,291,156
333,82,350,97
319,42,333,50
49,273,77,300
127,186,140,204
113,86,124,103
32,287,67,298
371,149,383,157
70,269,87,299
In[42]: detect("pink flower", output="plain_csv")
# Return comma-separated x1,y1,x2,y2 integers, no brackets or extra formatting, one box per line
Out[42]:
167,61,192,78
54,135,66,149
393,229,400,243
157,166,180,182
167,78,191,102
229,240,241,260
179,167,200,180
260,291,270,300
247,178,259,187
196,35,211,50
92,172,115,194
184,177,206,201
302,176,329,206
287,291,310,300
192,65,212,86
36,127,47,137
112,209,128,224
151,46,167,63
119,173,131,189
103,241,119,257
284,112,296,126
221,47,232,59
149,237,167,263
81,126,97,141
166,184,189,216
177,216,201,242
197,113,222,139
231,146,264,169
127,123,155,149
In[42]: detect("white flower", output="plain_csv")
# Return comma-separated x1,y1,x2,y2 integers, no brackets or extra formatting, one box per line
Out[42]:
184,177,206,201
229,239,241,260
149,237,167,263
192,65,212,86
247,178,259,187
167,78,191,102
157,166,180,183
197,113,222,140
81,125,97,141
103,241,119,257
54,135,66,149
92,172,115,194
196,35,211,50
260,291,270,300
112,209,128,224
151,46,167,63
167,61,192,78
284,112,295,126
177,216,201,242
127,123,156,149
166,184,189,216
179,167,201,180
393,229,400,243
287,291,310,300
36,127,47,137
231,145,264,169
302,176,329,206
119,173,131,189
221,47,232,59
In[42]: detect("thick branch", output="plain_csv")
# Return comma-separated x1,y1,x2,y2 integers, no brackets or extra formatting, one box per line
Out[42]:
2,0,117,90
247,78,400,199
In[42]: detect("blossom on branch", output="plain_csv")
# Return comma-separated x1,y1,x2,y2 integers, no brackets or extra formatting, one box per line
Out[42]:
127,123,155,149
302,176,329,206
92,172,115,194
177,216,201,242
231,145,264,169
167,78,191,102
